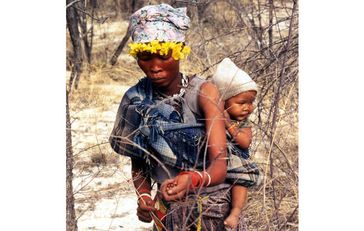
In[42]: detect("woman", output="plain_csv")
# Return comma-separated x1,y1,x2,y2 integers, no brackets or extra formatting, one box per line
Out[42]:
110,3,249,230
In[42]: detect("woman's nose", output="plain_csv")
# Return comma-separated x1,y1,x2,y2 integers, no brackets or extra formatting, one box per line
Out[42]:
150,59,162,73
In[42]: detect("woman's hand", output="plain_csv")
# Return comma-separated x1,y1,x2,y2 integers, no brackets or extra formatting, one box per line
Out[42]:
136,195,156,223
160,174,192,201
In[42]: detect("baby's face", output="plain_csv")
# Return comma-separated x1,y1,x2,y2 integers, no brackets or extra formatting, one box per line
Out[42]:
225,90,256,121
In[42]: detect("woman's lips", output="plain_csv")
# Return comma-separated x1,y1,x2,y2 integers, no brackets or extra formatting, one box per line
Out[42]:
150,76,165,83
149,73,164,78
150,75,164,79
150,72,167,79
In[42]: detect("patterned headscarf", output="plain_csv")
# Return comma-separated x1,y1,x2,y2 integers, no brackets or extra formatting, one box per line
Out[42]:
129,3,190,43
127,4,191,60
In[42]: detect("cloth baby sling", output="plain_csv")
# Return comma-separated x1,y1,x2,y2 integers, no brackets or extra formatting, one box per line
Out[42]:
125,76,260,187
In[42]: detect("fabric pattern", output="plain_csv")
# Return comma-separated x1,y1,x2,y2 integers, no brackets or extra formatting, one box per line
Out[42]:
129,3,190,43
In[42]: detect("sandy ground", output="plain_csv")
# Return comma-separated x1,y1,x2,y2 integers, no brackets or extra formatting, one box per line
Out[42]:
70,80,154,230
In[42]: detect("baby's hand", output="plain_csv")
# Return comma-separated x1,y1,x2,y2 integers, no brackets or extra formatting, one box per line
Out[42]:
223,110,230,119
223,110,232,127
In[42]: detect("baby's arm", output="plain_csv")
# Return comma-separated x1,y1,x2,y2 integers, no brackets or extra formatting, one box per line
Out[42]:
224,111,252,149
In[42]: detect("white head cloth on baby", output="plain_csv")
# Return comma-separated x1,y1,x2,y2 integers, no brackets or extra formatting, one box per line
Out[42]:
212,58,258,100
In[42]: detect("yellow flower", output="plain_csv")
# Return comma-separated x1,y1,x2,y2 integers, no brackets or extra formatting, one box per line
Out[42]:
128,40,191,60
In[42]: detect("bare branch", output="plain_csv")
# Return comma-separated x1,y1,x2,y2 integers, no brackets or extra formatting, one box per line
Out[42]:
66,0,80,8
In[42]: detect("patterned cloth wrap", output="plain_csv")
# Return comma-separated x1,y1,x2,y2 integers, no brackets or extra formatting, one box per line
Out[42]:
111,77,261,188
165,189,248,231
129,3,190,43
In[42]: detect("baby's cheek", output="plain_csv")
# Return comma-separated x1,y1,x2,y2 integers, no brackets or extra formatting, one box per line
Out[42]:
230,105,240,111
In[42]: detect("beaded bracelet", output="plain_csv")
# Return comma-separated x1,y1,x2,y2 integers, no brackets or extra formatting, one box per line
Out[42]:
203,171,212,187
137,193,152,204
178,171,203,189
178,171,212,188
138,193,152,200
193,170,203,181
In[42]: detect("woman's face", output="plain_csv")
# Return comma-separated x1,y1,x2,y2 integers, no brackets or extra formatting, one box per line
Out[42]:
225,90,257,121
137,50,180,92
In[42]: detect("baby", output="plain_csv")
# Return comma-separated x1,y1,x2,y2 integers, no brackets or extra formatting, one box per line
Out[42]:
212,58,258,229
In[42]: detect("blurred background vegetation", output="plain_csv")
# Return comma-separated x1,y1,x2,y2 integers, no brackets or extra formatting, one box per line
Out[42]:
66,0,298,230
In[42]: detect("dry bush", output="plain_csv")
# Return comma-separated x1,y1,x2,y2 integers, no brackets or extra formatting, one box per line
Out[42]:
91,152,120,167
185,1,298,229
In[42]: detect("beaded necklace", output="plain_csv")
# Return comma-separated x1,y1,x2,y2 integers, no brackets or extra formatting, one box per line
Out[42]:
154,73,188,99
153,73,189,116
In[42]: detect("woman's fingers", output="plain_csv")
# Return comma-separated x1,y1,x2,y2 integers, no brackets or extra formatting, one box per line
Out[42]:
161,174,192,201
137,207,153,222
161,179,176,190
136,197,155,222
169,189,188,201
161,179,177,199
163,184,188,201
168,174,191,194
138,197,156,211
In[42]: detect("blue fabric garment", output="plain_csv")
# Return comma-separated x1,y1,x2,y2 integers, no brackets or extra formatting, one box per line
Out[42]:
133,94,207,170
110,76,261,188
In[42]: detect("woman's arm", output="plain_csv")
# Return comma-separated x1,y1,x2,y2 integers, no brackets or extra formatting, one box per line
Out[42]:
131,158,155,223
198,81,228,185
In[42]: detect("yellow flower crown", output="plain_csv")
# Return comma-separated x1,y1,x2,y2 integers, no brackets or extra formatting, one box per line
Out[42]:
128,40,191,60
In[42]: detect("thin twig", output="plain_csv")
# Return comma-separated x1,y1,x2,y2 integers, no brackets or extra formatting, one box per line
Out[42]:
278,205,298,231
66,0,80,8
71,5,108,24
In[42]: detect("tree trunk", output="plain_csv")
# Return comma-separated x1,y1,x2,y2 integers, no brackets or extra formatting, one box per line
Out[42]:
109,31,130,65
89,0,98,60
78,0,92,64
67,0,83,89
66,89,77,231
109,0,142,65
66,1,79,230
